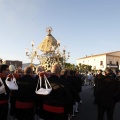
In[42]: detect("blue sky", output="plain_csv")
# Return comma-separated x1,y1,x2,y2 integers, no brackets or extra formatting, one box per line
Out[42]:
0,0,120,64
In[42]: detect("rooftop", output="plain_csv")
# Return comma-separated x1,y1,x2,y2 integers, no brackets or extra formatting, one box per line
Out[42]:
77,51,120,60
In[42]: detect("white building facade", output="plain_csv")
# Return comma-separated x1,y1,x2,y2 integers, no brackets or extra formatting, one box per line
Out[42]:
77,51,120,71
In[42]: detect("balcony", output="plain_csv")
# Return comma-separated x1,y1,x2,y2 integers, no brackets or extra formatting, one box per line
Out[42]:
100,65,104,68
107,64,118,68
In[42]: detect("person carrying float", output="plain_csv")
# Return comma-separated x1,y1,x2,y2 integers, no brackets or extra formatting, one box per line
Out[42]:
14,66,36,120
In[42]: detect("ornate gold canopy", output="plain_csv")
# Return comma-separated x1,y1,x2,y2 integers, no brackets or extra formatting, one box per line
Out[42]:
38,33,58,53
25,27,70,70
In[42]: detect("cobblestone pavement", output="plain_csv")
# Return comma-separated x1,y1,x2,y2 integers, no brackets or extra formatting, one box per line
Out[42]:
72,85,120,120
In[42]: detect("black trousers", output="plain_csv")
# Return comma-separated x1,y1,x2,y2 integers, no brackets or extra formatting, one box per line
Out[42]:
0,104,8,120
10,96,16,116
97,105,115,120
43,110,65,120
15,108,34,120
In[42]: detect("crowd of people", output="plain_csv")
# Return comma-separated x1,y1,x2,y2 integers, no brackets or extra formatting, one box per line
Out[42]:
80,68,120,120
93,69,120,120
0,63,120,120
0,64,83,120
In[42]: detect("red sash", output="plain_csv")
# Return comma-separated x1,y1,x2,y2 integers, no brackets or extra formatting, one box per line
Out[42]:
15,101,34,109
0,100,8,104
43,104,64,113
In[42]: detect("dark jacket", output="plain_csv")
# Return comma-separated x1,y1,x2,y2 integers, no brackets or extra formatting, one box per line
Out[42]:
16,74,36,102
96,73,118,107
94,74,104,96
66,75,80,102
43,75,72,115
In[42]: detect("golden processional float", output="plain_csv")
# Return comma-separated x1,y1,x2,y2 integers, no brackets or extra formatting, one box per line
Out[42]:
25,27,70,71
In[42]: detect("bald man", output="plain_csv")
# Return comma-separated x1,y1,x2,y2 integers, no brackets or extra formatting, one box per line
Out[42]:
51,64,61,76
42,64,72,120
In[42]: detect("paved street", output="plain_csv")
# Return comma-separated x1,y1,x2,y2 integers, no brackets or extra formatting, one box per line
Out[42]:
72,85,120,120
7,85,120,120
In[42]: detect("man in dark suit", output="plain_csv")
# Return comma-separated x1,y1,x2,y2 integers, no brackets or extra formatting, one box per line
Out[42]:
96,68,118,120
42,64,72,120
0,64,10,120
15,66,36,120
94,69,104,104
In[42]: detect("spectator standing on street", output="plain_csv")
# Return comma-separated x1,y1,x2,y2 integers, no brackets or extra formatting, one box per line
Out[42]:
87,73,92,85
94,69,104,104
96,68,118,120
91,73,95,86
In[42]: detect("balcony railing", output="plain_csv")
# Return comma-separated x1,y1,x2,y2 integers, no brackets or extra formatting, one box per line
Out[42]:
100,65,104,68
107,64,118,68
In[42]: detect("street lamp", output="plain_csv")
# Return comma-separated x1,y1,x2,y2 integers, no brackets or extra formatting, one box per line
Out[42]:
62,46,70,64
25,41,70,69
25,41,37,63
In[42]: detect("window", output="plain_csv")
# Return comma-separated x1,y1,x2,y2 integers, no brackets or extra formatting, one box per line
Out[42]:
109,61,112,64
93,66,96,69
116,61,119,66
100,61,103,65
